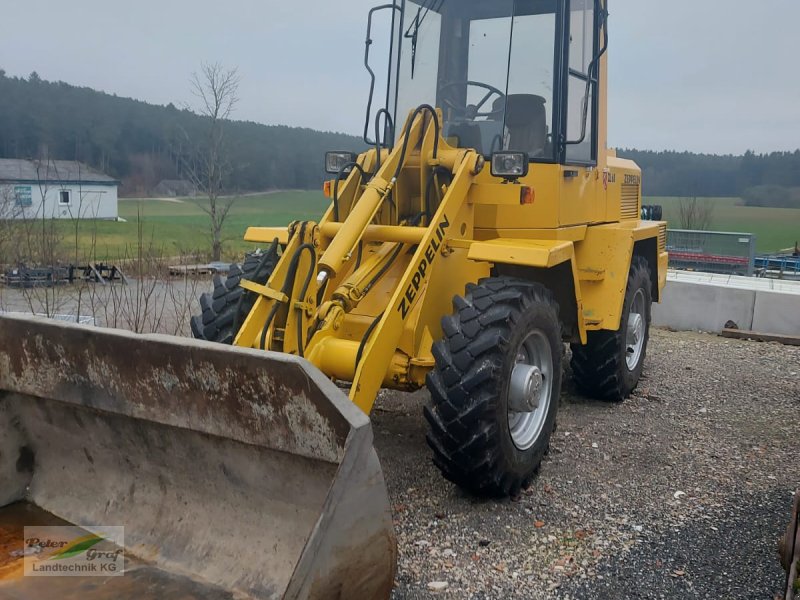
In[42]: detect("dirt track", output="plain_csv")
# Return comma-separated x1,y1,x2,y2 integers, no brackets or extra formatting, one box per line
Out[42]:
375,329,799,599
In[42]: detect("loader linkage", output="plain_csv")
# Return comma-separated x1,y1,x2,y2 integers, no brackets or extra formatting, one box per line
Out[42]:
236,108,485,414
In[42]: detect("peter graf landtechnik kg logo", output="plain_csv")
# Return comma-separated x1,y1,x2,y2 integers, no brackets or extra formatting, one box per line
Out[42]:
20,525,125,577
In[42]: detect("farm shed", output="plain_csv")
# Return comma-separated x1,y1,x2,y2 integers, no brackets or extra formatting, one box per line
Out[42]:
0,158,118,220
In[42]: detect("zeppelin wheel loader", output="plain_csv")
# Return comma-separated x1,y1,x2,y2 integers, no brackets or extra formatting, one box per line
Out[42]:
192,0,668,497
0,0,667,598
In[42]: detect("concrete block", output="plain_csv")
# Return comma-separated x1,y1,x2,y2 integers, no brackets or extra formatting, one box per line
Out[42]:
652,281,756,333
752,291,800,336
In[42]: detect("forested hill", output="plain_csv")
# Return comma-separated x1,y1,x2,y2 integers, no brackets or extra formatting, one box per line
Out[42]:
0,71,365,196
0,71,798,201
617,149,800,202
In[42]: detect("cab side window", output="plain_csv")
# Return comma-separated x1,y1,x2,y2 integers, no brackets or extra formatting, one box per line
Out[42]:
565,0,596,164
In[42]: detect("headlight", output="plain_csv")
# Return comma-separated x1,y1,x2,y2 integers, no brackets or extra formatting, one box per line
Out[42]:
325,151,358,175
491,152,529,179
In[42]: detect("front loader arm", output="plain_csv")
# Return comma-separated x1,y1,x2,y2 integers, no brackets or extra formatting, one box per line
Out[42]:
234,107,483,417
234,114,426,356
348,150,484,414
318,116,426,278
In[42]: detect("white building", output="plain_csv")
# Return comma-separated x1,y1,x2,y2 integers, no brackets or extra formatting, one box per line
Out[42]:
0,159,119,220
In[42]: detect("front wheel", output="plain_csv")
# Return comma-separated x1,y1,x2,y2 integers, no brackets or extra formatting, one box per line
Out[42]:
425,277,562,497
191,241,279,344
570,257,653,401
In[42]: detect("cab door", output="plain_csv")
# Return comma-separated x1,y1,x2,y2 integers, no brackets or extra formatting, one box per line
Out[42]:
560,0,604,226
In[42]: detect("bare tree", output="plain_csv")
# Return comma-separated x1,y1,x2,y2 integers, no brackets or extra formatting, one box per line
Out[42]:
678,196,715,231
65,164,105,324
182,62,241,261
0,185,14,263
1,165,203,333
0,186,14,313
3,157,98,318
12,157,70,317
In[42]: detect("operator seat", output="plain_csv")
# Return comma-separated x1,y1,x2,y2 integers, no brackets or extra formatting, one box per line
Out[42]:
446,122,484,154
494,94,548,158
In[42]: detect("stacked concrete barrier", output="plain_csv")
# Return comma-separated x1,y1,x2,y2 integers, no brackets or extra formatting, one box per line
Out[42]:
653,270,800,336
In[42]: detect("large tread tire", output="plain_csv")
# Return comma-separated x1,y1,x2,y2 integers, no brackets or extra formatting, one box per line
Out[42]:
425,277,562,497
570,257,653,401
190,242,278,345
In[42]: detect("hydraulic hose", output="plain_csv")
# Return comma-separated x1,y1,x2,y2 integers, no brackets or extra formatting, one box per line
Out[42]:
294,248,317,358
355,241,364,270
373,104,440,226
424,167,452,223
319,105,440,279
259,243,316,353
373,108,395,174
362,244,406,298
355,311,384,374
392,104,440,184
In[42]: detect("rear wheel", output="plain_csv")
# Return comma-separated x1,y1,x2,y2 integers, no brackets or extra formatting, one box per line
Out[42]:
425,277,562,497
570,257,653,401
191,241,279,345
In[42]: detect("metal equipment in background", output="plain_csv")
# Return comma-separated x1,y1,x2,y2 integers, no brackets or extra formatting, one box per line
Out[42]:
666,229,757,276
755,254,800,280
665,230,800,280
1,263,127,287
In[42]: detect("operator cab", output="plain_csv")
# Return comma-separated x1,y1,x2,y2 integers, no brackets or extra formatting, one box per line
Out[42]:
366,0,606,168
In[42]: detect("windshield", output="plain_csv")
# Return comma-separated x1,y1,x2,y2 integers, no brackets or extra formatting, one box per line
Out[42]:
395,0,559,160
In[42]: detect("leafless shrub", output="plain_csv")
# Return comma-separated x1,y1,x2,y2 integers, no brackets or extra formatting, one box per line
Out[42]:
678,196,715,231
10,159,71,317
1,185,207,337
5,159,105,318
0,186,12,311
0,185,15,271
83,217,206,336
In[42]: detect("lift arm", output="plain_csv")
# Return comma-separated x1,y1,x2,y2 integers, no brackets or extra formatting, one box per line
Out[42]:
348,150,484,413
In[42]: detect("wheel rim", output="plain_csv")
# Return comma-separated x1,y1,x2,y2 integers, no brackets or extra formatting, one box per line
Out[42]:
626,289,646,370
507,330,553,451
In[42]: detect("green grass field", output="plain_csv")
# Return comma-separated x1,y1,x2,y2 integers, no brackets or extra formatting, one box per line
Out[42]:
60,191,330,261
652,196,800,253
43,191,799,262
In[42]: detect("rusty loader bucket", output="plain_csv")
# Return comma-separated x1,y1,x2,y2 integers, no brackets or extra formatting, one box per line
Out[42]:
0,314,395,599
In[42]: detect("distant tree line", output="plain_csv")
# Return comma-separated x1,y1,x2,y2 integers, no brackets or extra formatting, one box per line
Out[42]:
0,71,365,196
1,71,798,204
738,185,800,209
618,149,800,208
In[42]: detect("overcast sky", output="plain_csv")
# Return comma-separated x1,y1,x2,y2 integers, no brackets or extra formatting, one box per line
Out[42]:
1,0,798,155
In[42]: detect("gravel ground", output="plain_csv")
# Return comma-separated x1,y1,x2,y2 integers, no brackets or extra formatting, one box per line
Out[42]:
373,328,799,599
3,284,797,597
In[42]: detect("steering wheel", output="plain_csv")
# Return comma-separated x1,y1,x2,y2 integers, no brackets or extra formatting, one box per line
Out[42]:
440,80,506,120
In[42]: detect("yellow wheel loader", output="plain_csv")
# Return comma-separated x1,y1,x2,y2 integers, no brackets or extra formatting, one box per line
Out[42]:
0,0,666,598
193,0,667,496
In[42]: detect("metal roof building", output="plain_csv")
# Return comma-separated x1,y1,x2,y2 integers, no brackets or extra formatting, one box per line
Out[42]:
0,159,119,220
